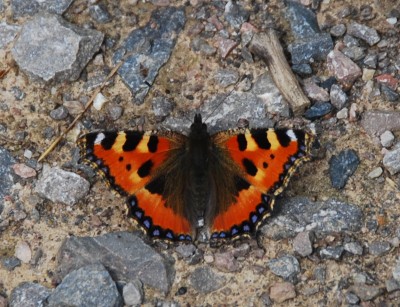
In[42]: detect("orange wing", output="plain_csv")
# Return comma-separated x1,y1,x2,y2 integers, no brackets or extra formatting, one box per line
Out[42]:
209,128,313,240
78,131,192,242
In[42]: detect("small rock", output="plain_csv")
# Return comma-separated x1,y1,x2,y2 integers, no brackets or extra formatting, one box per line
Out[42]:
15,241,32,263
107,104,123,121
0,22,21,49
330,84,348,109
380,130,395,147
12,163,36,178
2,256,21,270
336,108,348,119
24,149,33,159
175,244,197,259
269,282,296,303
0,147,15,201
293,231,314,257
361,110,400,136
291,63,312,76
93,92,108,111
47,264,122,307
330,24,346,37
386,278,400,292
232,243,250,258
329,149,360,189
190,37,217,55
369,240,391,256
152,96,173,118
349,284,382,301
11,0,73,17
303,79,330,102
327,50,362,88
10,282,52,307
123,280,143,306
190,266,226,293
347,22,380,46
217,37,238,59
376,74,399,90
303,102,333,120
35,165,90,206
343,34,360,47
50,105,69,120
319,246,344,260
213,69,239,87
341,46,366,61
383,147,400,175
345,292,360,304
344,242,363,255
381,85,399,102
224,1,249,29
89,4,112,23
214,251,240,272
267,255,300,281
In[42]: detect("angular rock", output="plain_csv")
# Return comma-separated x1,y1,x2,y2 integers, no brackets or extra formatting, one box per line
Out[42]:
349,284,382,301
47,264,122,307
330,84,348,110
345,292,360,304
344,242,363,255
190,266,226,294
303,79,330,102
347,22,380,46
214,251,240,272
11,0,74,17
369,241,391,256
303,102,333,120
89,4,112,24
383,147,400,175
35,165,90,206
12,13,104,82
293,231,314,257
381,85,399,102
2,256,21,271
123,280,143,306
213,69,239,87
386,278,400,292
0,22,20,49
224,1,249,29
56,232,174,293
260,197,363,240
217,37,239,59
341,46,366,61
267,255,300,281
0,147,15,202
50,105,69,120
114,7,185,104
10,282,52,307
269,282,296,303
380,130,395,147
327,50,362,88
15,241,32,263
361,110,400,136
12,163,36,178
329,149,360,189
330,24,346,37
319,246,344,260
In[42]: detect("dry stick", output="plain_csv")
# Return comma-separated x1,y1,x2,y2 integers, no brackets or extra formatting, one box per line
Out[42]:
38,60,124,162
249,29,310,117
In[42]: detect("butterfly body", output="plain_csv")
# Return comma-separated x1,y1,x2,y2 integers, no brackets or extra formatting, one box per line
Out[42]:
78,114,313,243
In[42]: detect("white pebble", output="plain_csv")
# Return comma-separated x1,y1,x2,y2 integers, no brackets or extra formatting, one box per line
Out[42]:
15,241,32,263
93,93,107,111
336,107,348,119
368,167,383,179
380,130,395,148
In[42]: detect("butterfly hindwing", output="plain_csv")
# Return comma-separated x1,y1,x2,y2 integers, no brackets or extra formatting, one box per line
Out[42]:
209,128,313,240
78,130,193,241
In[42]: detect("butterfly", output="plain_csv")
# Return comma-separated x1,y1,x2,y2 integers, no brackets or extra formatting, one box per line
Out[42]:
78,114,314,243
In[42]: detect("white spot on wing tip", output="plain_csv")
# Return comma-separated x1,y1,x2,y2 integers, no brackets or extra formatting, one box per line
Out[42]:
94,133,105,144
286,130,297,141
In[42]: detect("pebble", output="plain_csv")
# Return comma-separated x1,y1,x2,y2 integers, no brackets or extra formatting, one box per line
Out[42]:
0,22,20,48
10,282,52,307
12,13,103,82
381,85,399,102
2,257,21,271
190,37,217,55
267,255,300,281
11,0,73,17
342,46,366,61
0,147,15,202
303,102,333,120
386,17,398,25
216,37,238,59
369,240,391,256
363,54,378,69
349,284,382,301
330,84,348,109
330,24,346,37
303,79,330,102
15,241,32,263
380,130,395,147
224,1,249,29
89,4,112,23
362,68,376,81
12,163,36,178
383,147,400,175
386,278,400,292
35,165,90,206
344,241,363,255
269,282,296,303
50,105,69,120
175,244,197,259
93,92,108,111
347,22,380,46
319,246,344,260
293,231,314,257
107,104,123,121
291,63,312,76
122,280,143,306
232,243,250,258
336,108,348,119
327,50,362,88
152,96,173,118
114,7,186,104
189,266,226,294
47,264,122,307
56,232,174,293
361,110,400,136
343,34,360,47
214,251,240,272
376,74,399,90
213,69,239,87
345,292,360,304
329,149,360,189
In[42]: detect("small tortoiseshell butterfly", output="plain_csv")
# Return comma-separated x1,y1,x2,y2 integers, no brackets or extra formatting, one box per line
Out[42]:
78,114,313,242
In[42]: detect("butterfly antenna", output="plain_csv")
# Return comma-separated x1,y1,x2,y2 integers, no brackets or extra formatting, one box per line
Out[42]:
203,75,244,123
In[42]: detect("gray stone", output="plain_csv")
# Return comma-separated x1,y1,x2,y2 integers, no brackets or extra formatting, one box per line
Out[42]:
289,34,333,65
50,105,69,120
383,147,400,175
0,22,20,49
345,292,360,304
343,34,360,47
347,22,380,46
213,69,239,87
293,231,314,257
35,165,90,206
303,102,333,120
329,149,360,189
11,0,73,17
107,104,123,121
190,266,226,293
224,1,249,29
47,264,122,307
303,79,330,102
380,130,395,147
330,24,346,37
267,255,300,281
0,147,15,203
291,63,312,76
336,108,348,119
12,13,104,82
214,251,240,273
152,96,173,118
361,110,400,136
394,260,400,281
123,280,143,306
175,244,197,259
344,242,363,255
368,167,383,179
114,7,186,104
89,4,112,23
330,84,348,110
319,246,344,260
364,54,378,68
382,84,399,102
56,232,174,293
341,46,366,61
190,37,217,55
327,50,362,87
2,256,21,271
10,282,52,307
349,284,382,301
386,278,400,292
269,282,297,303
261,197,363,240
369,241,391,256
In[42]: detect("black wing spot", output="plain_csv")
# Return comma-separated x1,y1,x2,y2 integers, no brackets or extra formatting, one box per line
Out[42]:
123,131,143,151
118,156,124,162
263,162,268,169
275,130,291,147
138,159,153,178
270,154,275,159
242,158,258,176
147,135,158,153
101,132,118,150
252,130,271,149
237,134,247,151
126,164,132,171
235,176,250,193
145,176,165,195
